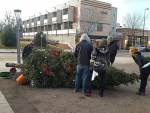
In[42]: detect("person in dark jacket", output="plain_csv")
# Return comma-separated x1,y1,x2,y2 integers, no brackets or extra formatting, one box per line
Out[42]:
129,46,150,95
22,42,34,62
90,40,110,97
107,36,118,65
74,33,93,96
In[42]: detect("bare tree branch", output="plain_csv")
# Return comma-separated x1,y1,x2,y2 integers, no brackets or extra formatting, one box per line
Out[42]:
123,13,143,35
2,11,16,28
79,8,104,34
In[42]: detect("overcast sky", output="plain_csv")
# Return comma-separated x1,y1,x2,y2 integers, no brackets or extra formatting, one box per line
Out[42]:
0,0,150,30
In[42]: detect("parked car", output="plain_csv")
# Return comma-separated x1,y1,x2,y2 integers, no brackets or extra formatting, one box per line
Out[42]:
135,45,146,52
143,46,150,52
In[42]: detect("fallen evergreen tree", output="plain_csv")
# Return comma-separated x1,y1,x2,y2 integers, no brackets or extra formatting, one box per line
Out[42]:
22,47,139,88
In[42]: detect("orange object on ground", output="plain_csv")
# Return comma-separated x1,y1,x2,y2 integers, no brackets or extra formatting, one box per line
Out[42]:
16,74,24,85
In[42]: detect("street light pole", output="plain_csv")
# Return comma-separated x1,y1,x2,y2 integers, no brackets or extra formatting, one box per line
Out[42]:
142,8,149,45
14,9,22,64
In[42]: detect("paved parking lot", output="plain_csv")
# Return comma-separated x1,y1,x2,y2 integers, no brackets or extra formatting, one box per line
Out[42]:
0,50,150,113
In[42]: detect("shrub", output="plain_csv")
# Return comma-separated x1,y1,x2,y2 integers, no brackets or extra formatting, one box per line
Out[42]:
0,32,2,42
33,32,47,47
1,25,17,47
23,47,138,88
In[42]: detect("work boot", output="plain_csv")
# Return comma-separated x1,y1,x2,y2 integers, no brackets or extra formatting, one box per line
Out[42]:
99,91,103,97
82,91,91,97
74,89,79,93
136,91,145,96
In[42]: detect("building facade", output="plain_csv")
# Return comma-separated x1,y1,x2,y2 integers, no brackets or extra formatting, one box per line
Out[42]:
22,0,121,49
117,28,150,49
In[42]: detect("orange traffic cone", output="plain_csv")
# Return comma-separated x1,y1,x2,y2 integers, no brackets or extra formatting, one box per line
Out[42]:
16,74,24,85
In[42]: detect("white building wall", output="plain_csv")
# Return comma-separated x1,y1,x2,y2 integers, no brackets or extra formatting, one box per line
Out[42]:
79,0,111,36
110,7,117,32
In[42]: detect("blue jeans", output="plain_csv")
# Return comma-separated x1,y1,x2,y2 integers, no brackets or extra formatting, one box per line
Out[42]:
75,65,90,93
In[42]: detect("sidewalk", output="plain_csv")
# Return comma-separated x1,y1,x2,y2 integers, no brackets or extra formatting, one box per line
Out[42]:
1,49,150,113
0,49,19,113
0,49,19,72
0,90,14,113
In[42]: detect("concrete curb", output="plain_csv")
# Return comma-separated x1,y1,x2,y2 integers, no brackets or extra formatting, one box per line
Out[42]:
0,90,14,113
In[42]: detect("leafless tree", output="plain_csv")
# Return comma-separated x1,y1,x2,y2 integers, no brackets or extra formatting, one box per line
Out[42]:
79,8,104,34
123,13,143,35
2,11,15,28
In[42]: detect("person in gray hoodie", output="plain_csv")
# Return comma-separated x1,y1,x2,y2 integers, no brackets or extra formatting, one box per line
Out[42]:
74,33,93,96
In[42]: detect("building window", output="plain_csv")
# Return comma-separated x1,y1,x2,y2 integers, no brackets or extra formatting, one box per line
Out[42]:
53,24,57,30
101,11,107,15
38,17,40,21
69,22,73,29
84,8,93,15
44,14,47,19
44,25,48,31
34,27,37,32
88,23,96,31
57,24,61,30
63,8,68,15
84,8,93,20
41,26,44,31
27,20,29,24
64,22,68,29
97,23,103,31
32,18,34,22
53,12,57,17
48,25,52,31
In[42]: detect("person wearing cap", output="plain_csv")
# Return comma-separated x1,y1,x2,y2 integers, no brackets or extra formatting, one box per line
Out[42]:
129,46,150,96
90,40,109,97
22,42,34,62
74,33,93,96
107,36,118,65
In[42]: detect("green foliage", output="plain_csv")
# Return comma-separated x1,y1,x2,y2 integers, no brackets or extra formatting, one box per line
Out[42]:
1,25,17,47
23,47,76,88
23,47,138,88
145,57,150,61
33,32,47,47
90,66,138,88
